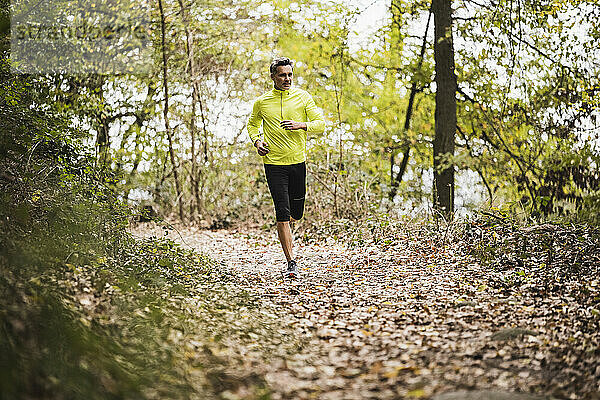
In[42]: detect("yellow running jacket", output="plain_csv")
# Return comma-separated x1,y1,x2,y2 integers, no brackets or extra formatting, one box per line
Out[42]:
247,87,325,165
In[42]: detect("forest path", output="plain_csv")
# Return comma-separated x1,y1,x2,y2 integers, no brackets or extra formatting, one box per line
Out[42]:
132,223,560,400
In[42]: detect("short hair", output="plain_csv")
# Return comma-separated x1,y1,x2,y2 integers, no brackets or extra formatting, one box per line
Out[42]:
270,57,293,75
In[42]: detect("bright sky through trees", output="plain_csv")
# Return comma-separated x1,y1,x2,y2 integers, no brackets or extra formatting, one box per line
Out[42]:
17,0,596,219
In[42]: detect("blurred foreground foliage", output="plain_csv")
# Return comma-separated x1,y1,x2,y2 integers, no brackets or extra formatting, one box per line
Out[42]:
0,61,285,399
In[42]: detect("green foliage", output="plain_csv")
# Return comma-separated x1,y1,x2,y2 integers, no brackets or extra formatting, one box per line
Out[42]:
454,0,600,216
7,0,599,225
0,60,283,399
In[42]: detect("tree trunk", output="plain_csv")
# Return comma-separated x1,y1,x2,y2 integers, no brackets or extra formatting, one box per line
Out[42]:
177,0,201,220
333,47,345,218
390,5,432,201
92,75,110,170
432,0,456,217
158,0,184,221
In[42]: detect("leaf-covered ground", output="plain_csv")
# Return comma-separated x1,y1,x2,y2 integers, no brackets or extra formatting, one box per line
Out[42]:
132,220,600,400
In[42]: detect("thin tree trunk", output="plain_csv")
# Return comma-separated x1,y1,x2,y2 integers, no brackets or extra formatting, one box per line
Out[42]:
158,0,184,221
390,4,432,201
432,0,456,216
89,75,109,169
199,95,209,163
457,124,494,207
332,48,345,218
97,117,110,169
177,0,202,220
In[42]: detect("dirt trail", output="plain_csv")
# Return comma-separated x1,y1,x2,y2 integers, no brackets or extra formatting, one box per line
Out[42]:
132,223,586,400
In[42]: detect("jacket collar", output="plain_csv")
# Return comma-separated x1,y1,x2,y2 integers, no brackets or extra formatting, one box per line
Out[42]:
272,86,291,95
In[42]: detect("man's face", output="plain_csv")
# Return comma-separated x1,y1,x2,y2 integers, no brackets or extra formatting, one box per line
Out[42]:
271,65,293,91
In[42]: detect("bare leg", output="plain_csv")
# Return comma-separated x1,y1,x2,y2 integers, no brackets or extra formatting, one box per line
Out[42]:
289,216,297,235
276,221,294,262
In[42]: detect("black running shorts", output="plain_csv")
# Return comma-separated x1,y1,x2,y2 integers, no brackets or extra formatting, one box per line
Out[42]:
264,162,306,222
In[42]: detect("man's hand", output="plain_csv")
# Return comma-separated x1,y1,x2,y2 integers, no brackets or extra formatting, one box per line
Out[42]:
281,120,307,131
254,140,269,156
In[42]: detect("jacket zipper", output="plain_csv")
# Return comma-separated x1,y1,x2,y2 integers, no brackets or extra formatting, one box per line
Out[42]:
280,91,283,120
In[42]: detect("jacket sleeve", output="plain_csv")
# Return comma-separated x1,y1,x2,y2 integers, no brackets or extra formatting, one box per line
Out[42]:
304,94,325,134
247,99,262,143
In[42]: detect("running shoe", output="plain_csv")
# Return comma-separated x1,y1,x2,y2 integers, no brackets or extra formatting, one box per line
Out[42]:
285,260,299,279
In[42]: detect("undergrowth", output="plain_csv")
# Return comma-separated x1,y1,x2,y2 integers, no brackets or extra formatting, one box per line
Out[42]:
298,210,600,302
0,66,288,399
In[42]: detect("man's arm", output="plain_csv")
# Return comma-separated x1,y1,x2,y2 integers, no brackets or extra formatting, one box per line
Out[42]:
280,120,307,130
304,94,325,134
247,99,263,144
281,93,324,132
247,99,270,156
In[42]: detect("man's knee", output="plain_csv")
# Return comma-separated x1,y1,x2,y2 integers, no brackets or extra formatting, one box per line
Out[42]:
290,199,305,221
290,213,303,222
275,206,291,222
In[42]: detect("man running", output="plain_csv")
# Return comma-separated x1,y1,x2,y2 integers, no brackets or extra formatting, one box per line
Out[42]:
247,57,325,279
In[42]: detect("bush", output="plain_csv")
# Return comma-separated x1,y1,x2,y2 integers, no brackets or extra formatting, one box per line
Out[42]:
0,64,285,399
